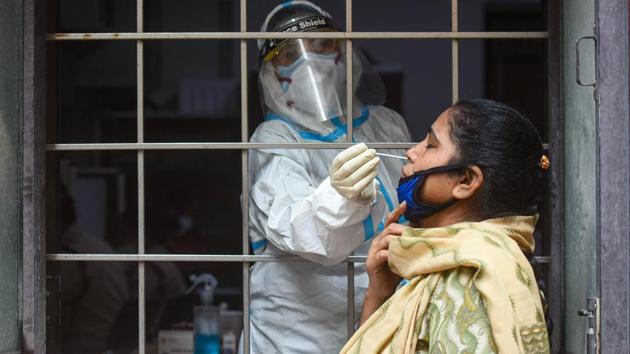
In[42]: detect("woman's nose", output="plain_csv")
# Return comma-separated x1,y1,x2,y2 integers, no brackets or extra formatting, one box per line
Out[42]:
406,145,418,162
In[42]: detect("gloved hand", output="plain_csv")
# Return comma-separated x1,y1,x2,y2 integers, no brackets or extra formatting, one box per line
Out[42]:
329,143,380,203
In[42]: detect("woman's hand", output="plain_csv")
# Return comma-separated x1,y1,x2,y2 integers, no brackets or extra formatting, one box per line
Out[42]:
360,202,409,324
365,224,407,298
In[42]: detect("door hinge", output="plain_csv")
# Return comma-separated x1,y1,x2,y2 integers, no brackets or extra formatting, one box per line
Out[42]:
578,297,600,354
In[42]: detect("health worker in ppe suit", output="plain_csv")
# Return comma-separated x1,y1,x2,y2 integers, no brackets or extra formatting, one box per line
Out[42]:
244,1,411,353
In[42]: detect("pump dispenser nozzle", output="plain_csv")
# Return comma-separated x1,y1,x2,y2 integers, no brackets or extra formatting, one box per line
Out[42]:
187,273,218,306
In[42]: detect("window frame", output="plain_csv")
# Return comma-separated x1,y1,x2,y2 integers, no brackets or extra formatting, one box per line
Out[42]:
35,1,559,353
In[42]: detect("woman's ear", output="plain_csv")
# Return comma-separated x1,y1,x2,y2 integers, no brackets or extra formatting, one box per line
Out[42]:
452,165,483,200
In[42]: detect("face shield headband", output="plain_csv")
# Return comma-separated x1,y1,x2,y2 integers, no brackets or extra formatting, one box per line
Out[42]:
260,15,339,62
397,162,468,222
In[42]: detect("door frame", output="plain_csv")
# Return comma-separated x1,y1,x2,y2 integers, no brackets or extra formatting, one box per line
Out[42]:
21,0,47,352
596,0,630,352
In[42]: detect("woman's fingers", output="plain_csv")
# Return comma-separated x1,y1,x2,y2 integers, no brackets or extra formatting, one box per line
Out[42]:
369,227,405,260
368,236,393,263
385,201,407,226
374,249,389,266
381,223,407,238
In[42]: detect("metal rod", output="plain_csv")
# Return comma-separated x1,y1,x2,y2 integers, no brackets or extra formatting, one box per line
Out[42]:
346,41,353,143
46,142,417,151
242,262,250,354
47,31,550,41
347,262,355,339
44,253,553,264
240,0,250,352
345,0,356,339
451,0,459,103
47,142,551,151
47,254,366,262
346,0,353,144
138,262,146,354
137,0,146,353
136,0,145,269
137,152,145,252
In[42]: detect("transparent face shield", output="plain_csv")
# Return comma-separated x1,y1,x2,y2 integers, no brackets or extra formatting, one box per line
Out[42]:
259,38,386,125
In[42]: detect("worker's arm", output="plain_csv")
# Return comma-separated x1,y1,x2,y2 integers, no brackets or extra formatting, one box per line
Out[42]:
249,147,388,266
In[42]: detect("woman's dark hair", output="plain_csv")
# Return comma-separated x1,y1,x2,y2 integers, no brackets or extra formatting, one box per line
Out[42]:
449,99,552,335
448,99,546,218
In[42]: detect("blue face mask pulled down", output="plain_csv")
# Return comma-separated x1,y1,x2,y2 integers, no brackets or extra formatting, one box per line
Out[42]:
396,163,466,222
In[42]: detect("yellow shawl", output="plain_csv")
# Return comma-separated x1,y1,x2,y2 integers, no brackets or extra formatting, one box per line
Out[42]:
340,215,550,354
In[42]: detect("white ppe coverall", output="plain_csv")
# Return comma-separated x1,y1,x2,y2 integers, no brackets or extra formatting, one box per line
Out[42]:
246,105,410,353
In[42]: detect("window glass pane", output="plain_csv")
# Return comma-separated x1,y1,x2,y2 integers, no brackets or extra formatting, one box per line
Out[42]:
54,41,137,144
144,41,241,143
354,0,451,32
145,150,242,255
460,39,548,141
145,0,238,32
458,0,547,32
46,151,138,255
46,261,139,354
58,0,135,33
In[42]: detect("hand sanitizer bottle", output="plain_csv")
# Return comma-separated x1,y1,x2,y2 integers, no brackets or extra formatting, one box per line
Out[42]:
187,274,220,354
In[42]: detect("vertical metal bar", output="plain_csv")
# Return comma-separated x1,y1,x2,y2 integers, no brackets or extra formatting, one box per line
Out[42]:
137,0,146,353
451,0,459,103
345,0,356,339
138,262,146,354
345,0,353,142
240,1,250,354
347,262,355,338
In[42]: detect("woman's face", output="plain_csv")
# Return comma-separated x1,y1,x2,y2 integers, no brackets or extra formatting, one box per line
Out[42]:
402,108,460,205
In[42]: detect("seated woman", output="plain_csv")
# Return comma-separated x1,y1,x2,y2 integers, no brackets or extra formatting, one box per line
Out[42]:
341,99,551,353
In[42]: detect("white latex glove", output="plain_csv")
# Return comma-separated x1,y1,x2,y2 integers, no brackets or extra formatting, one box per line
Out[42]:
329,143,380,203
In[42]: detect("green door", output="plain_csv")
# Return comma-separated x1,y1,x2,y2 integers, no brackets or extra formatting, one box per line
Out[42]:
563,0,598,352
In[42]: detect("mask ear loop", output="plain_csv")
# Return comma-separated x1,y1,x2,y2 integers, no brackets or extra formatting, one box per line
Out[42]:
407,162,470,206
401,162,469,184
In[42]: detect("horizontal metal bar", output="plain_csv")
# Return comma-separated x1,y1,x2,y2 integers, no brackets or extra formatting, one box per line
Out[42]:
47,142,550,151
47,253,368,262
47,31,549,41
46,253,551,264
46,142,415,151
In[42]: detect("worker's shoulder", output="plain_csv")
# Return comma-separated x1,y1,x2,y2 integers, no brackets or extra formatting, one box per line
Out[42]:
367,105,406,124
250,119,301,143
365,105,411,141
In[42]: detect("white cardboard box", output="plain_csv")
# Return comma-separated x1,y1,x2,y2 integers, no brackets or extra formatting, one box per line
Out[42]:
158,330,194,354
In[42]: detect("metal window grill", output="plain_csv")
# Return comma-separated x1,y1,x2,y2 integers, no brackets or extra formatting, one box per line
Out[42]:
45,1,550,353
